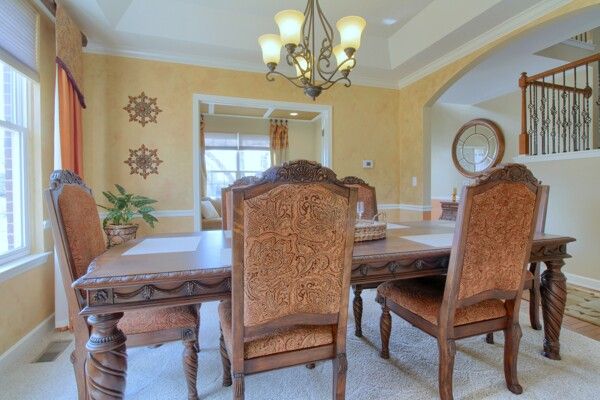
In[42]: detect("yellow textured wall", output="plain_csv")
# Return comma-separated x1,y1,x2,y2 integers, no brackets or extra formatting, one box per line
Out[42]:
83,54,400,220
398,0,600,205
0,7,56,356
0,262,54,355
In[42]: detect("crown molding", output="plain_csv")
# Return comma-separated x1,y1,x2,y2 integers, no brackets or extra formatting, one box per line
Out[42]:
396,0,571,89
84,44,398,90
84,0,570,92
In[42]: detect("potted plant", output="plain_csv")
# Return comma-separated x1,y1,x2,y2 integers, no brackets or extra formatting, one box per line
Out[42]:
99,184,158,247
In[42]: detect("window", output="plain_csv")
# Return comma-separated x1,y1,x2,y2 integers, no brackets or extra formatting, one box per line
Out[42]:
0,60,30,262
205,133,270,198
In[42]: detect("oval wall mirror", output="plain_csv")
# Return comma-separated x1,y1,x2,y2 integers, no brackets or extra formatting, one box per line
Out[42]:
451,118,505,177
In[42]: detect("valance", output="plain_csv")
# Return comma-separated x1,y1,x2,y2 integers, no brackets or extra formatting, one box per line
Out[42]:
56,3,85,108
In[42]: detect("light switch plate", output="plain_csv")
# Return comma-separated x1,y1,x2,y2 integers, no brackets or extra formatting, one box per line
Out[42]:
362,160,373,169
412,176,417,187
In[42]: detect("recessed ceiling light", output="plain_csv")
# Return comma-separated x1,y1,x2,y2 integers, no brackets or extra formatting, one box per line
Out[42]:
382,18,397,26
290,112,299,116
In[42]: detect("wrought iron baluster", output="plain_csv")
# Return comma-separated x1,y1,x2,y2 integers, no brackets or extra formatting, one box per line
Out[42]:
582,63,591,150
551,74,557,153
572,67,579,151
533,85,540,156
540,77,547,155
528,84,535,155
560,71,568,152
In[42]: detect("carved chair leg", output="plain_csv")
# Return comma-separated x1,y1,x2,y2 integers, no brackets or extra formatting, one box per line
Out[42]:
352,285,363,337
183,340,199,400
195,303,202,352
485,333,494,344
438,338,456,400
380,301,391,359
529,262,542,330
232,373,245,400
332,353,347,400
72,315,90,400
504,323,523,394
219,331,232,387
541,259,567,360
85,313,127,400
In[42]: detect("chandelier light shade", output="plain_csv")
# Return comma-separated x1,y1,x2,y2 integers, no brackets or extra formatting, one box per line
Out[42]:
258,34,282,65
275,10,305,46
258,0,366,100
336,16,367,50
333,44,354,71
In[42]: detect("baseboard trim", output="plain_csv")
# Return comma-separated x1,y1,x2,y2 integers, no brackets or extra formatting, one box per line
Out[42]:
379,203,433,212
564,272,600,292
0,314,55,371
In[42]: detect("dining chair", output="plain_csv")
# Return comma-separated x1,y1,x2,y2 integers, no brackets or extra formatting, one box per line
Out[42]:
340,176,377,220
218,160,357,400
486,184,549,344
340,176,379,338
45,170,200,400
377,163,542,400
220,175,262,230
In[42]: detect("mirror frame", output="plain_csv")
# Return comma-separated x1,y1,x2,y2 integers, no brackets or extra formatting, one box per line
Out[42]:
451,118,505,177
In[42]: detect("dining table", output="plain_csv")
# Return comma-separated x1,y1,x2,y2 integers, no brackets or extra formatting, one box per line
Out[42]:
73,220,575,398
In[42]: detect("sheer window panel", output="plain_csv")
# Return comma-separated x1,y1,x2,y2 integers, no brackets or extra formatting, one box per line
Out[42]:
204,132,270,199
0,61,30,262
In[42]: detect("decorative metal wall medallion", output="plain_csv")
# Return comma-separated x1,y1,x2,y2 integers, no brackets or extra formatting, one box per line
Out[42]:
124,144,163,179
123,91,162,126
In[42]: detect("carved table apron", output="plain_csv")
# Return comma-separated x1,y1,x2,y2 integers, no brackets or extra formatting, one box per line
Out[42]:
73,221,575,399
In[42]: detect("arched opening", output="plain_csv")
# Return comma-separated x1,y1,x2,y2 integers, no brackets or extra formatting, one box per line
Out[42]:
425,4,600,216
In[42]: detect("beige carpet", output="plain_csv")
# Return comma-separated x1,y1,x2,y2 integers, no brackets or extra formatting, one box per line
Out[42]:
2,290,600,400
566,285,600,326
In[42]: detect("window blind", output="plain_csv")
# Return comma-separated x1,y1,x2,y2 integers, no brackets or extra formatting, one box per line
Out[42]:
0,0,38,80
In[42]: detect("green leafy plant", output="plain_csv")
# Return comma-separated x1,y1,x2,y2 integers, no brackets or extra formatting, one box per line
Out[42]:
99,184,158,228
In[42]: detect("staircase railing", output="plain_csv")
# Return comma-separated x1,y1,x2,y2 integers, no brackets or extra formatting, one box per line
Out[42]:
519,53,600,155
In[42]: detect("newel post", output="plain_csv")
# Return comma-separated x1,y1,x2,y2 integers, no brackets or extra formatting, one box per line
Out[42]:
519,72,529,155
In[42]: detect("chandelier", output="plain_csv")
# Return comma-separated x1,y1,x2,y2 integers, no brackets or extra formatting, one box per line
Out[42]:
258,1,366,100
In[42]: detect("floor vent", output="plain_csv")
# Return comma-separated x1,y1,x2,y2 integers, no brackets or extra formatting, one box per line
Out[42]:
33,340,71,363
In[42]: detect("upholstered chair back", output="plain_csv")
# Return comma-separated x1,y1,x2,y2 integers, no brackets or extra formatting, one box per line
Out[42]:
341,176,377,220
221,175,262,230
45,170,106,311
231,160,357,330
446,164,541,305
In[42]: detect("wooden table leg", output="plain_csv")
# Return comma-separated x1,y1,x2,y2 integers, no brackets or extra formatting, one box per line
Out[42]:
85,313,127,399
540,259,567,360
352,285,363,337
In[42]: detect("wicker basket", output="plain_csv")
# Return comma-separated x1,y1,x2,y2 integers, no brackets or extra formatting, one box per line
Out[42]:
354,213,387,242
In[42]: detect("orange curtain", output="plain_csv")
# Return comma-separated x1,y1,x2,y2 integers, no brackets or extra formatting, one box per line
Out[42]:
55,3,85,176
269,119,289,166
57,66,83,176
200,114,207,197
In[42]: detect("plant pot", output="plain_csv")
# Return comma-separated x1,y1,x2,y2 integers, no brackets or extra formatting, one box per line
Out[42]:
104,224,139,248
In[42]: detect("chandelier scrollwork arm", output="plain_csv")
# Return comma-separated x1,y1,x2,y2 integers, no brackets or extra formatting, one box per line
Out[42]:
259,0,366,100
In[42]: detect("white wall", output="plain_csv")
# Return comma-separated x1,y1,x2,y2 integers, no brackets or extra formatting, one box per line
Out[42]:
430,90,600,284
523,156,600,284
430,90,520,200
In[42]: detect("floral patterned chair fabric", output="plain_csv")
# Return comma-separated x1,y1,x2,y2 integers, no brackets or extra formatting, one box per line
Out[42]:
341,176,377,220
45,170,201,400
218,160,357,400
377,164,542,400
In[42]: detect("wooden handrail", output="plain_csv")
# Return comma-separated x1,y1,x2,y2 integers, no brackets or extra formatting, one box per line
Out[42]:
526,53,600,82
529,80,593,98
519,52,599,155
